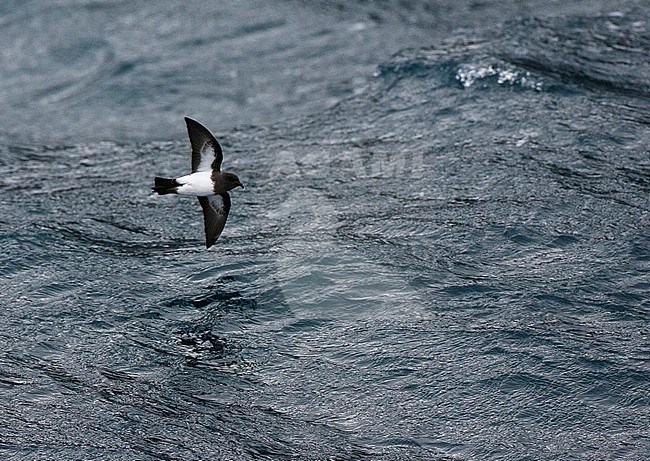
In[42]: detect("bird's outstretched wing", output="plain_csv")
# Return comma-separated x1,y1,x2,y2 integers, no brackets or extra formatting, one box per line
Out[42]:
186,117,223,173
198,193,231,248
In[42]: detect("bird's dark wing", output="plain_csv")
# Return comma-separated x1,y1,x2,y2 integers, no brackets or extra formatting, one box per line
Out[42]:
198,193,231,248
186,117,223,173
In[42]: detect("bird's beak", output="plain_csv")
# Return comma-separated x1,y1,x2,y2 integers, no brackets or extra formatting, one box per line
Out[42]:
239,183,245,189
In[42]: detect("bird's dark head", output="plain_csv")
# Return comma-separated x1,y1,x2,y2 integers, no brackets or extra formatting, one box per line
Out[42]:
223,172,244,190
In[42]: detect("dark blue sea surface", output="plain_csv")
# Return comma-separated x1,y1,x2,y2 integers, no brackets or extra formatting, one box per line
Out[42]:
1,1,649,460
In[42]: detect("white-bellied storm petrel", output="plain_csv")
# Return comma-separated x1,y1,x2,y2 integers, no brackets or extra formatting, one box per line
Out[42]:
152,117,243,249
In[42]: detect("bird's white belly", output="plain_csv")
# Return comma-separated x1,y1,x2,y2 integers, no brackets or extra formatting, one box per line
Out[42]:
176,172,214,196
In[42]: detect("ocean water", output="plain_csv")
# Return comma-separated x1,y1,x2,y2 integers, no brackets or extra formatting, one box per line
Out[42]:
1,1,649,460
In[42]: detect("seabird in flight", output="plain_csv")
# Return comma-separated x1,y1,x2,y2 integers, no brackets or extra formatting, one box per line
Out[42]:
152,117,243,248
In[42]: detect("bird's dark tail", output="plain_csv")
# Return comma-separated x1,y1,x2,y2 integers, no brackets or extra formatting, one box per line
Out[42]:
152,177,179,195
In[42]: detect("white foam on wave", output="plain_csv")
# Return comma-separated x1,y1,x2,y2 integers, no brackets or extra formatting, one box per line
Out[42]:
456,63,544,91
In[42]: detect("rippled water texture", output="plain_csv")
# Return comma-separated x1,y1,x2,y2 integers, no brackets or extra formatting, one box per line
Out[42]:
1,1,649,460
